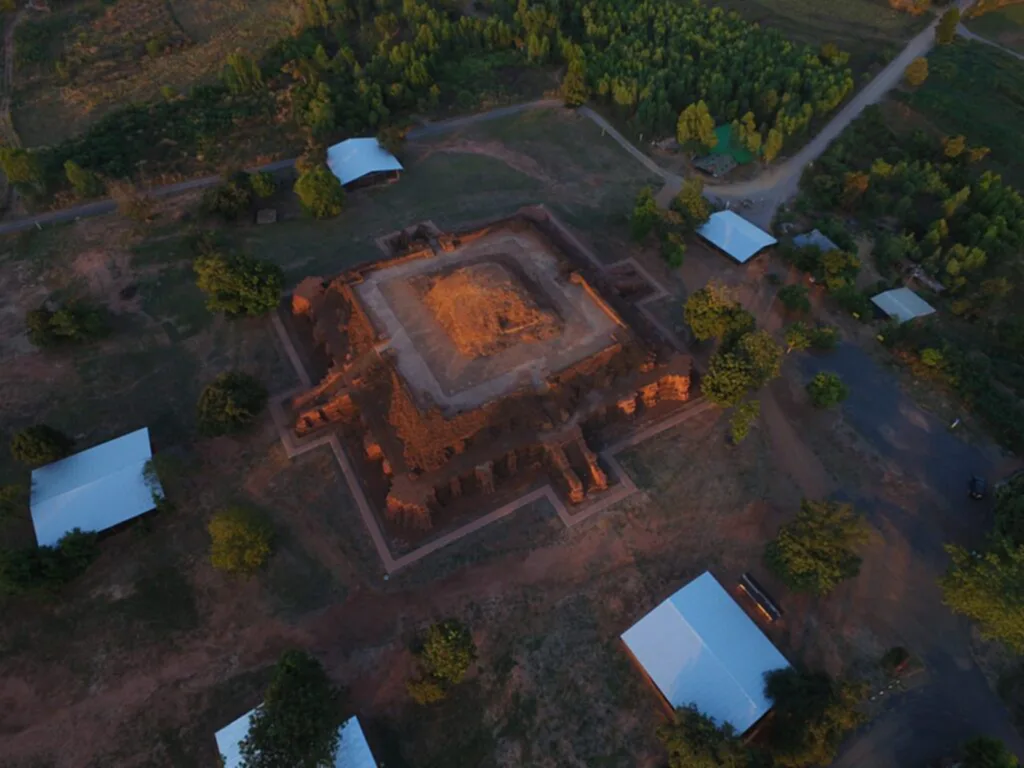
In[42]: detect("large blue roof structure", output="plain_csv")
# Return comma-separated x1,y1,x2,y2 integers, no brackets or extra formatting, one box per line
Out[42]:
326,138,403,186
30,427,161,547
215,713,377,768
697,210,777,264
621,571,790,733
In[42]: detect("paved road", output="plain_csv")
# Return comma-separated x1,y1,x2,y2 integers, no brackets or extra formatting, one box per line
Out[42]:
794,343,1024,767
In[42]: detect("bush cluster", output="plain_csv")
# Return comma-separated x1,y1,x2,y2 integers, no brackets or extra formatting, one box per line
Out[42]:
0,529,99,596
26,302,108,348
197,371,268,437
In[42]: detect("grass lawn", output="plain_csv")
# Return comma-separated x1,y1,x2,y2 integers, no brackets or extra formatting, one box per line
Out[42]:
899,39,1024,186
712,0,929,74
966,4,1024,54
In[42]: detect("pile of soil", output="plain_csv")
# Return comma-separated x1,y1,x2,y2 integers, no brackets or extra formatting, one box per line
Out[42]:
422,263,560,357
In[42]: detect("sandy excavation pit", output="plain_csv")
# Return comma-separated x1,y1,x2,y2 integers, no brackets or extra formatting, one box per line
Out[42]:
355,227,621,413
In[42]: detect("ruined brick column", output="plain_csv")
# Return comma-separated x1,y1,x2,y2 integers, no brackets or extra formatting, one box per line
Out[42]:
640,382,660,409
546,444,585,504
578,440,608,492
475,462,495,494
617,395,638,417
658,374,690,402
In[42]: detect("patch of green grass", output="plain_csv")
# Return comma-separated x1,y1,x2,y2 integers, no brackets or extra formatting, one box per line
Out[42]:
712,0,927,73
117,566,199,635
139,264,213,341
966,5,1024,55
901,39,1024,185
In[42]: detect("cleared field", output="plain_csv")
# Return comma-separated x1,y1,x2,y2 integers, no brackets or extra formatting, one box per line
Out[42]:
712,0,928,73
11,0,293,147
966,4,1024,54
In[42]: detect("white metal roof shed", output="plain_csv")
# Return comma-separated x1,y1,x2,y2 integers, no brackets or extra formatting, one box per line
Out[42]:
871,287,936,324
793,229,840,253
215,712,377,768
697,210,777,264
30,427,161,547
621,571,790,733
326,138,403,186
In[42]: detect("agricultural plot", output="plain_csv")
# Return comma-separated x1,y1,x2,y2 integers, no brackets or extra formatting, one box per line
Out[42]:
11,0,293,147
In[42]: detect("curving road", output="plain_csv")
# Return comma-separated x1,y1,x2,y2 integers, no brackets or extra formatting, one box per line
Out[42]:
0,0,981,237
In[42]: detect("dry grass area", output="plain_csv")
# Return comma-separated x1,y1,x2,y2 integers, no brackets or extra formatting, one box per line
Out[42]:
12,0,293,147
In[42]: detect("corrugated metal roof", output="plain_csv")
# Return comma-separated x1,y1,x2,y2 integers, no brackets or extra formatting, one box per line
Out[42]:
793,229,840,253
697,211,777,264
215,712,377,768
326,138,403,186
30,427,161,547
621,571,790,733
871,287,936,324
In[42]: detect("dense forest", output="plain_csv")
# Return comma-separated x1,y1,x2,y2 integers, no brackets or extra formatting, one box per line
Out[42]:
797,107,1024,450
1,0,856,200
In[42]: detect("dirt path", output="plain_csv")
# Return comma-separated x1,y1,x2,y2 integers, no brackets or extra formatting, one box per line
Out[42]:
957,21,1024,61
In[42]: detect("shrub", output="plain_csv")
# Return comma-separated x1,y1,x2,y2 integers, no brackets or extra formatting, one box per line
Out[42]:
294,166,345,219
64,160,102,198
904,57,928,87
806,371,849,408
201,173,253,221
831,284,872,318
0,484,27,521
785,322,811,353
197,371,267,436
194,250,283,316
208,507,273,575
406,677,446,705
809,324,839,350
249,171,276,198
729,400,761,444
777,284,811,313
26,302,108,348
10,425,73,466
630,186,660,241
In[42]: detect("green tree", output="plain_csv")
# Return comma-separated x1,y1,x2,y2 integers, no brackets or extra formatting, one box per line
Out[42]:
201,173,253,222
239,650,344,768
26,302,108,348
683,283,753,343
766,499,869,596
561,54,589,107
904,57,929,87
631,186,661,241
729,400,761,445
943,134,967,159
993,474,1024,547
657,704,750,768
420,619,476,684
936,7,960,44
784,322,812,353
10,425,73,467
406,677,446,705
194,251,283,316
765,667,865,768
763,127,784,164
806,371,848,408
64,160,102,198
197,372,268,437
208,507,273,575
736,330,782,388
962,736,1019,768
676,101,717,150
672,177,711,230
249,171,276,199
777,284,811,313
941,541,1024,652
0,146,42,188
223,52,264,94
0,484,27,521
703,351,755,408
293,166,345,219
809,324,839,350
376,125,408,158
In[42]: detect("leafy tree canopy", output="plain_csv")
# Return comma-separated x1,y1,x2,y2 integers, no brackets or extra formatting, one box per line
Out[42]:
208,507,274,575
993,473,1024,547
194,250,283,317
941,541,1024,652
294,166,345,219
631,186,661,241
806,371,848,408
657,704,749,768
10,425,73,467
197,371,268,437
962,736,1020,768
729,400,761,445
904,57,929,87
684,283,754,344
765,499,869,596
420,619,476,684
240,650,344,768
27,302,108,348
765,667,865,768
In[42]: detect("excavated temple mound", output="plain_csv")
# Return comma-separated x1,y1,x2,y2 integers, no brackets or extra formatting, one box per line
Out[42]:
421,262,561,357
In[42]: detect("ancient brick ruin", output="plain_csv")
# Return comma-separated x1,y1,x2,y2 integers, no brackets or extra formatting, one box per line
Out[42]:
283,208,691,543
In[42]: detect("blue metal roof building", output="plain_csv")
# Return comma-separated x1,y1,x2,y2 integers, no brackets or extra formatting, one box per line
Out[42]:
326,138,403,186
697,211,778,264
621,571,790,732
215,713,378,768
30,427,162,547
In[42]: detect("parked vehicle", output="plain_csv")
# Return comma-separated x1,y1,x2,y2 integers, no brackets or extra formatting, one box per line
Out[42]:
969,475,987,500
